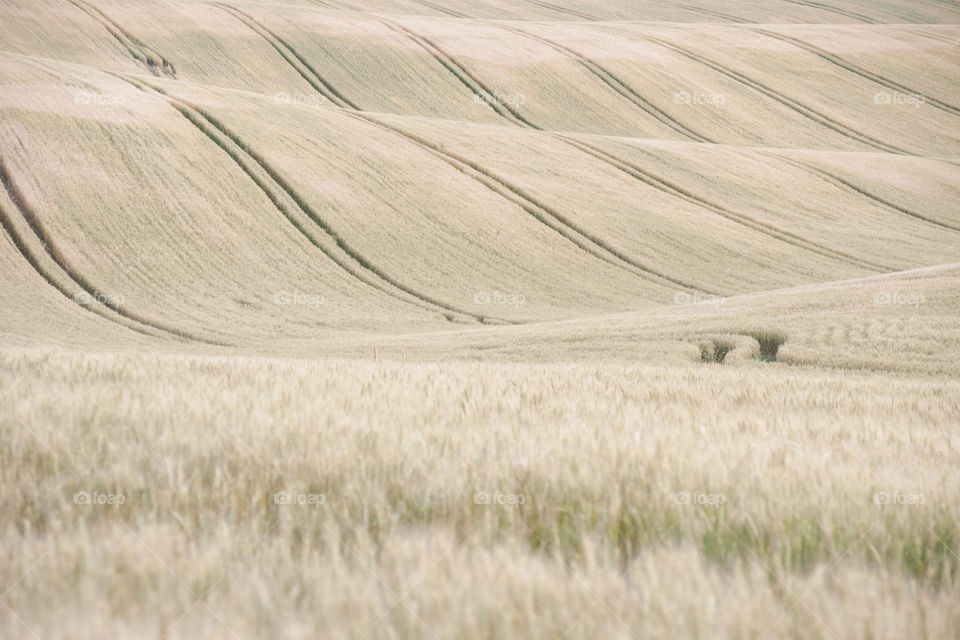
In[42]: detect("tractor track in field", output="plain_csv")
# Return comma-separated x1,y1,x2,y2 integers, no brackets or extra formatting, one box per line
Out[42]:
926,0,960,18
0,157,227,345
346,111,720,294
615,29,913,154
198,4,707,291
754,29,960,117
306,0,467,19
551,135,897,272
519,0,599,21
760,151,960,233
406,0,468,18
779,0,881,23
494,23,713,142
125,78,507,325
152,6,708,293
658,1,750,23
64,0,177,78
907,30,960,46
209,2,358,109
370,16,538,128
308,0,348,9
0,199,164,341
321,0,711,140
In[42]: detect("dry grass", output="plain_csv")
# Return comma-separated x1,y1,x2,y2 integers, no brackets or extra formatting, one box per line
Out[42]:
2,349,959,639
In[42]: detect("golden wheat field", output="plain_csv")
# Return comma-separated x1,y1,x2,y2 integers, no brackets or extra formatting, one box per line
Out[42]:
1,0,959,637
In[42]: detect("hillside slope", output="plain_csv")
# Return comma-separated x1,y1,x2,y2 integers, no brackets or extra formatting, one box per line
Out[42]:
1,0,958,353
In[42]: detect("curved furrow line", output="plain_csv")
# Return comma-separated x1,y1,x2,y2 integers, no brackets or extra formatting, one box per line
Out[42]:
618,30,912,154
0,157,228,345
0,201,167,341
519,0,599,21
65,0,148,71
64,0,177,78
907,30,960,46
308,0,348,9
551,135,898,272
305,0,372,12
779,0,881,23
926,0,960,20
759,151,960,232
126,79,505,325
209,2,358,109
406,0,468,18
371,17,539,128
755,29,960,117
346,111,720,294
495,24,713,142
657,1,751,23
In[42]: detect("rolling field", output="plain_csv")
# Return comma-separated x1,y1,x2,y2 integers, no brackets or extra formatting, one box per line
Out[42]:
1,0,959,637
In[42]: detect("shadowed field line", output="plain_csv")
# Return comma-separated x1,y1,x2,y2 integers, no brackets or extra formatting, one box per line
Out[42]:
302,1,538,128
0,157,226,345
519,0,600,21
615,28,912,154
209,2,358,109
369,15,539,128
755,29,960,117
0,199,167,341
406,0,468,18
552,135,898,272
202,1,696,289
495,23,712,142
907,29,960,46
125,78,506,325
779,0,881,23
760,151,960,233
347,111,719,294
307,0,348,9
308,0,466,16
64,0,177,78
657,1,750,23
